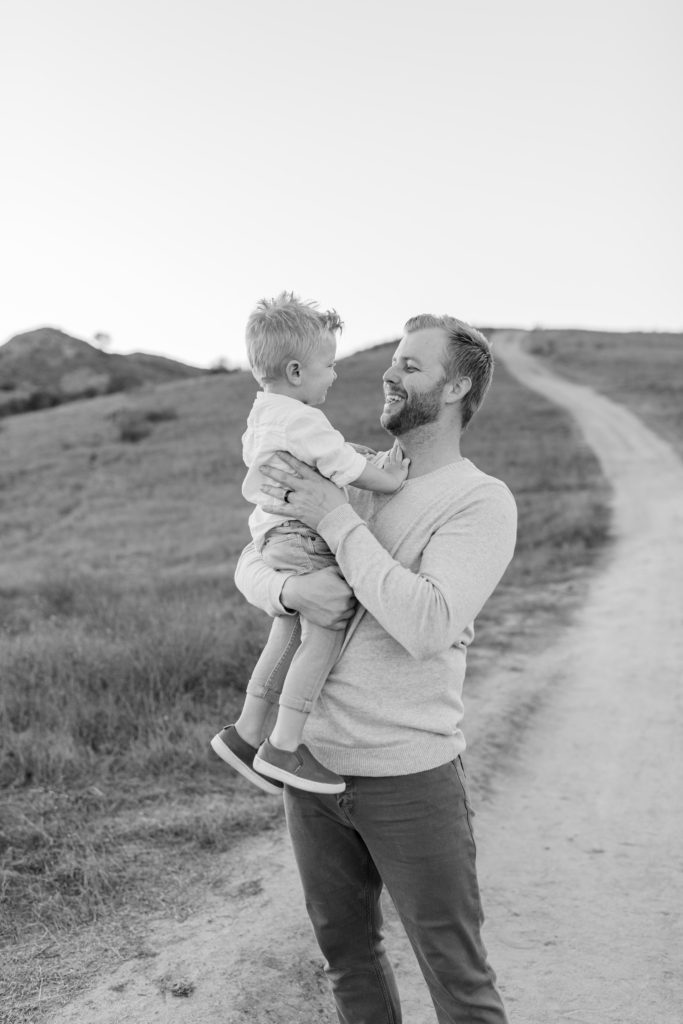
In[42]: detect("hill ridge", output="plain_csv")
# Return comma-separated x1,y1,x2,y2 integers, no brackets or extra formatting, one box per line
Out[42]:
0,326,208,418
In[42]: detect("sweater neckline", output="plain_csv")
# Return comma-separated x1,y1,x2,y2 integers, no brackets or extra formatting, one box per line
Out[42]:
401,457,471,486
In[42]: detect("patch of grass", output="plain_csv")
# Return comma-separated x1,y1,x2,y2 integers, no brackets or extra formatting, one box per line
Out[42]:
0,376,249,581
0,574,268,787
0,776,283,1022
0,776,282,946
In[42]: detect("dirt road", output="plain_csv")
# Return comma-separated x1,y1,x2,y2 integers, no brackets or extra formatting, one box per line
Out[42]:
50,332,683,1023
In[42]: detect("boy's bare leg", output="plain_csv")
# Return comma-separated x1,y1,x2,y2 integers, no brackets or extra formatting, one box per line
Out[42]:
269,706,309,751
252,622,347,794
266,619,343,752
235,694,277,748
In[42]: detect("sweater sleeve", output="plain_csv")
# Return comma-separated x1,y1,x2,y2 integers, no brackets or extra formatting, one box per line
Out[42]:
287,409,368,487
317,485,517,660
234,542,295,618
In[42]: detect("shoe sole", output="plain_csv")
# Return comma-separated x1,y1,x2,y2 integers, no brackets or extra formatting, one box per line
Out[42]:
253,754,346,794
210,734,283,796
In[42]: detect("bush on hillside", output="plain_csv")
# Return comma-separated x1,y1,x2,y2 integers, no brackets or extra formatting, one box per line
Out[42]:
111,405,178,442
0,387,62,417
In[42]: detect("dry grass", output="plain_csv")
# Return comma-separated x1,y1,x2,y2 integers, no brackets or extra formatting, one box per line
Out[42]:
528,329,683,457
0,338,618,1019
0,576,266,788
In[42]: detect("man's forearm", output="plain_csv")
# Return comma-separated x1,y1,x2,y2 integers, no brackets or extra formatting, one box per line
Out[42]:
317,497,517,660
234,542,293,618
234,543,356,629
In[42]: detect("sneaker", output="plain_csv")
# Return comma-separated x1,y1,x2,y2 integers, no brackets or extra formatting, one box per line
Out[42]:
253,739,346,794
210,725,283,796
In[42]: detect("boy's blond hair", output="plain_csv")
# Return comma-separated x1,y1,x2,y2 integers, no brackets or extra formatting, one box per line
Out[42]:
246,291,343,384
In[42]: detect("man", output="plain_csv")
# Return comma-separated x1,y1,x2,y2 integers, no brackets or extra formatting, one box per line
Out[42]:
234,314,517,1023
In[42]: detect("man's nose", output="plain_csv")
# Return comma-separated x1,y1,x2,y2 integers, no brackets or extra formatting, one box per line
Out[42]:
383,366,399,384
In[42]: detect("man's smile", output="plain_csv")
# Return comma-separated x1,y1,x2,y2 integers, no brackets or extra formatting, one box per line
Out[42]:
383,389,406,407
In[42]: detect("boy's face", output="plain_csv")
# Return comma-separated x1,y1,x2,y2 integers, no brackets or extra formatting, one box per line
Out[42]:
298,333,338,405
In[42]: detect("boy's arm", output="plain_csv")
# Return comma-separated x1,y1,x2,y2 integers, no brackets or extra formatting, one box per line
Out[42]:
287,412,407,491
351,443,410,493
234,543,356,630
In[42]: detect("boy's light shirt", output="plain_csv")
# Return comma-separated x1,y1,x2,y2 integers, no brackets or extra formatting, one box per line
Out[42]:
242,391,368,550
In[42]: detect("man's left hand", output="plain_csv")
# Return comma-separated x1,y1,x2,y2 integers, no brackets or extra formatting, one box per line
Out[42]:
260,451,347,530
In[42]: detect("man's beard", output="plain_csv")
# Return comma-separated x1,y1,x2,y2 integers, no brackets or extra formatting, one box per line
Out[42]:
380,379,446,436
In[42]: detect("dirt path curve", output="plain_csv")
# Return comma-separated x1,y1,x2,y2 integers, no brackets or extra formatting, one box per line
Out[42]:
478,331,683,1023
50,332,683,1023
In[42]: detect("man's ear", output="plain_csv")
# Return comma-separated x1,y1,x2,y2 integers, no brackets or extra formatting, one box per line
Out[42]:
444,376,472,405
284,359,303,386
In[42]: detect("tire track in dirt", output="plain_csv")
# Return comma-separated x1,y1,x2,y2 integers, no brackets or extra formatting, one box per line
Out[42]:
49,332,683,1023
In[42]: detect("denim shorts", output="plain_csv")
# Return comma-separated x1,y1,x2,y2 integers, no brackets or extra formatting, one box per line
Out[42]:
262,521,337,575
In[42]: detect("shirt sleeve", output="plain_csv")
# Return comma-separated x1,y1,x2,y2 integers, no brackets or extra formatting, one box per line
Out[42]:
317,485,517,660
286,409,369,486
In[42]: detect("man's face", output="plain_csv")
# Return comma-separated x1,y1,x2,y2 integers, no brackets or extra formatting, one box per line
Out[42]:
381,328,449,436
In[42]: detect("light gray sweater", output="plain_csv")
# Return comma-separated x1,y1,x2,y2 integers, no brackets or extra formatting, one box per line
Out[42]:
235,457,517,776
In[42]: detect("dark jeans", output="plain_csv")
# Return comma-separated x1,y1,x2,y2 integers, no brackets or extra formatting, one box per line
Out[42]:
284,759,509,1024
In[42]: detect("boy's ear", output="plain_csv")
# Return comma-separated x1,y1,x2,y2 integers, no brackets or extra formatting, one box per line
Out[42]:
284,359,303,386
444,376,472,405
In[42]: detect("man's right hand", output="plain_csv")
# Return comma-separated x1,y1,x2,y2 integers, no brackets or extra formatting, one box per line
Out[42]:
281,567,356,630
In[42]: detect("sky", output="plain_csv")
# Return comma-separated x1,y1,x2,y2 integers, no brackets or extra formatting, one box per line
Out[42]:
1,0,681,369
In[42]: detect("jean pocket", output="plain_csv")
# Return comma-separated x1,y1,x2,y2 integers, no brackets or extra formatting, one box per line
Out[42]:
263,532,313,573
303,534,333,558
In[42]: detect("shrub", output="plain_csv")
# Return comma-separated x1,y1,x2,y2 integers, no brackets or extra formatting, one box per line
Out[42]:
25,389,61,412
111,405,178,442
118,416,152,442
142,406,178,423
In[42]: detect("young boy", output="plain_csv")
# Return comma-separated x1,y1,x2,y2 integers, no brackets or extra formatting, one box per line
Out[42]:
211,292,408,795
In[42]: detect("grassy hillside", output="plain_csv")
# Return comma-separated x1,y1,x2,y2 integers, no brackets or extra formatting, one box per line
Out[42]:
528,329,683,457
0,340,612,1019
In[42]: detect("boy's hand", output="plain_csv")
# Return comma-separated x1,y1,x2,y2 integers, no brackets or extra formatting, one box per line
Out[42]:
348,442,377,458
383,442,410,490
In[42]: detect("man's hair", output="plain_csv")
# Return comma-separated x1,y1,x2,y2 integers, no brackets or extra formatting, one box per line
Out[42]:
404,314,493,430
246,291,343,383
